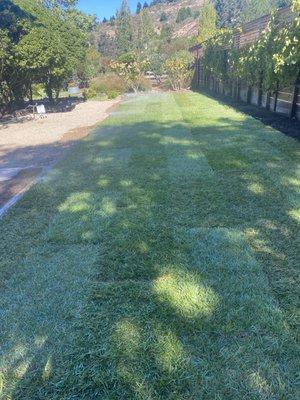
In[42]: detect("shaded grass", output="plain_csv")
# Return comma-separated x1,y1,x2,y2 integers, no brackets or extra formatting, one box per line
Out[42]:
0,92,299,399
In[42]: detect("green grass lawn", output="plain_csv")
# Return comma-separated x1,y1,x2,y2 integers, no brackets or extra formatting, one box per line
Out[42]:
0,92,299,399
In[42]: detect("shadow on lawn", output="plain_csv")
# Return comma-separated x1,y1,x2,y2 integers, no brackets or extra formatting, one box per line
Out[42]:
0,111,299,398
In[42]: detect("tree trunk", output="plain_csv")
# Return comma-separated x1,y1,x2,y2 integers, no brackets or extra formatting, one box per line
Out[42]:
273,80,279,112
45,84,53,103
55,89,60,101
29,84,33,102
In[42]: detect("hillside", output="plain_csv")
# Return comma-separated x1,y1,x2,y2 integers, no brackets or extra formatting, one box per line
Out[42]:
100,0,204,39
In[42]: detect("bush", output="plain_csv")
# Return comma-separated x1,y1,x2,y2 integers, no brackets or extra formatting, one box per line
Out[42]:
136,76,152,92
86,87,98,99
159,12,168,22
107,90,120,99
110,54,150,93
163,50,194,91
176,7,192,23
89,74,126,96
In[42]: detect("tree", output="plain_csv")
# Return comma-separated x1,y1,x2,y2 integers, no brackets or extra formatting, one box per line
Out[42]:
15,5,87,101
213,0,243,27
77,47,102,82
198,0,217,43
136,1,142,14
43,0,78,8
110,52,149,92
0,0,89,106
213,0,288,27
115,0,134,54
176,7,192,23
241,0,291,22
98,32,117,58
163,50,193,90
0,0,36,105
159,12,168,22
160,23,173,42
137,9,155,51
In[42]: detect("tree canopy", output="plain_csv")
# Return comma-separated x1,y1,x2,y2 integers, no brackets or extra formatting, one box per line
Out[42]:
115,0,134,54
0,0,90,107
198,0,217,43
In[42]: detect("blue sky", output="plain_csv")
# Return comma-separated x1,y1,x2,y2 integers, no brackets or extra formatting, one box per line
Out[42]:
77,0,138,20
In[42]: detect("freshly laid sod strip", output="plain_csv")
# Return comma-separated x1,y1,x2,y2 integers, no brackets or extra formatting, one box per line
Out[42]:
0,92,299,399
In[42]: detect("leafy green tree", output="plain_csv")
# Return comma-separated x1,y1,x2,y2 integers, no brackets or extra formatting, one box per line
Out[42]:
15,5,86,101
111,52,149,92
163,50,194,90
0,0,35,105
98,32,117,58
137,9,155,51
43,0,77,8
198,0,217,43
214,0,289,27
77,48,102,82
160,12,168,22
136,1,142,14
115,0,134,54
67,9,97,33
0,0,90,107
176,7,192,23
241,0,291,22
213,0,243,27
160,24,173,42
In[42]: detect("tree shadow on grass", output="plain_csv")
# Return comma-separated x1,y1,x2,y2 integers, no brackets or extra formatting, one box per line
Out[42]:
0,102,299,399
193,87,300,141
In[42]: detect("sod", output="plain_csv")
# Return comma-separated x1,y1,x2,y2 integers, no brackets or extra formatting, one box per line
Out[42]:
0,92,299,399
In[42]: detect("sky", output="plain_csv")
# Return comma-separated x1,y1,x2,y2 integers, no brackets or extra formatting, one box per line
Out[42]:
77,0,138,20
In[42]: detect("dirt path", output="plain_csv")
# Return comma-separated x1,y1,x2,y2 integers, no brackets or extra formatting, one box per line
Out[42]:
0,99,120,209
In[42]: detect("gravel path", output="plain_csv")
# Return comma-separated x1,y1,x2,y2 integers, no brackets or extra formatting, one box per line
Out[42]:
0,99,120,209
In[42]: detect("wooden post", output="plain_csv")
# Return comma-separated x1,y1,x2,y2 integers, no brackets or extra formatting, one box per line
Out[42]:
273,80,279,112
289,70,300,119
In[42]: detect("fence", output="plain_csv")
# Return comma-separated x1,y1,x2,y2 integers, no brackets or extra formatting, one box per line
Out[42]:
190,6,300,121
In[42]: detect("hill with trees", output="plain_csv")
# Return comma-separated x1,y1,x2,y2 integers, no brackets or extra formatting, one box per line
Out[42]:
96,0,291,44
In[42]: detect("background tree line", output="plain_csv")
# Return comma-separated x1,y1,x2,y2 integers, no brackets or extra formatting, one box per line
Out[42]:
0,0,295,110
92,0,293,95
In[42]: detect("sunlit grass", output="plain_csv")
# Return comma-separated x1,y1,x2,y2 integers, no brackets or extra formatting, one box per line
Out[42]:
0,91,299,399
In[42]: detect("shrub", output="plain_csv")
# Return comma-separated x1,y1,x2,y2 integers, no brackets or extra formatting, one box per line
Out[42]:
110,53,150,93
163,50,194,90
176,7,192,23
107,90,120,99
89,74,126,96
138,76,152,92
160,12,168,22
86,87,98,99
